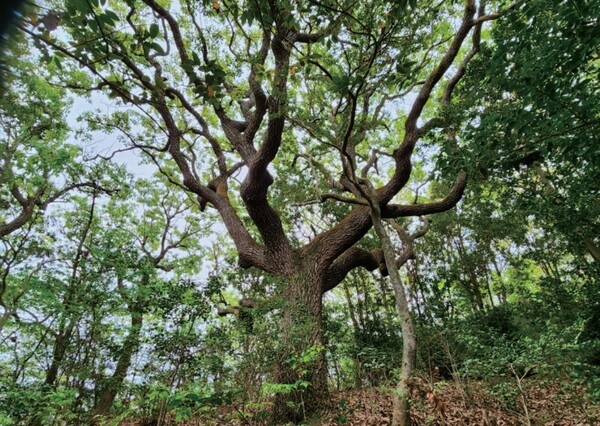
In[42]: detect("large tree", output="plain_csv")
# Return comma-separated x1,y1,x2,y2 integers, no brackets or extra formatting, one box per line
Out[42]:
20,0,515,422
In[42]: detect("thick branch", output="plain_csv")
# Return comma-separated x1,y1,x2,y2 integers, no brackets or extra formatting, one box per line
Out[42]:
165,87,228,174
322,247,385,293
239,22,294,262
442,0,487,107
306,170,465,275
142,0,189,64
378,0,477,205
242,30,270,153
383,171,467,218
164,129,275,273
404,0,477,137
0,204,35,238
387,218,430,270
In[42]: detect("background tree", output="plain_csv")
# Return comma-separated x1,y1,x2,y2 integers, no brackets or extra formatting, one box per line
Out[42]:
442,0,600,263
0,175,210,424
433,0,600,383
0,55,79,237
0,43,119,334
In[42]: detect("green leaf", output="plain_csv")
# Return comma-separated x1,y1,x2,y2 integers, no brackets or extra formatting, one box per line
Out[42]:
150,42,165,55
331,74,350,94
67,0,91,12
149,23,160,38
185,392,200,402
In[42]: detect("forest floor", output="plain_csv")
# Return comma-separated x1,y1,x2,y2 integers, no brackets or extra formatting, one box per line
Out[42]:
321,378,600,425
126,377,600,425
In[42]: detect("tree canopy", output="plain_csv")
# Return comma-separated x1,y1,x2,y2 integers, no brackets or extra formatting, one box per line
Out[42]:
1,0,599,424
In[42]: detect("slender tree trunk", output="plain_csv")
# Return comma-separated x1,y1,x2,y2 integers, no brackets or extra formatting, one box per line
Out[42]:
342,281,363,389
455,233,484,310
353,279,367,329
91,309,143,422
491,257,508,304
484,268,495,308
91,272,149,422
32,193,96,426
582,235,600,264
367,197,416,426
27,320,77,426
406,264,424,318
390,273,417,426
45,320,76,387
271,267,329,424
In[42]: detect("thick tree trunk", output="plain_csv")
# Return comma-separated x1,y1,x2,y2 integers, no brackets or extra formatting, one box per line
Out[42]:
270,266,329,424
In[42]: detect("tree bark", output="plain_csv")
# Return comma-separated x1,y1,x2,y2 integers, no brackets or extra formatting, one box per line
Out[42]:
390,273,417,426
91,308,143,422
270,266,329,424
582,235,600,264
365,186,417,426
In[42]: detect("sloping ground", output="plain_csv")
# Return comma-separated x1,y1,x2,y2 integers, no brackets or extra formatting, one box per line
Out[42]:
324,378,599,426
124,378,599,425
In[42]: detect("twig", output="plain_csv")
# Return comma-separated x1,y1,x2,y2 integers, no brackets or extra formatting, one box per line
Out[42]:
509,363,534,426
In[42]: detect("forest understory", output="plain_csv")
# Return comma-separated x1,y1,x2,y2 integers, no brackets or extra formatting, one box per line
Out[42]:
122,378,600,426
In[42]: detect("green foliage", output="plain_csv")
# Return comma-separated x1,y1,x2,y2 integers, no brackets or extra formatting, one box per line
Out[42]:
417,296,600,403
3,0,600,423
440,0,600,262
0,383,79,425
128,384,243,424
324,273,403,389
167,388,241,422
